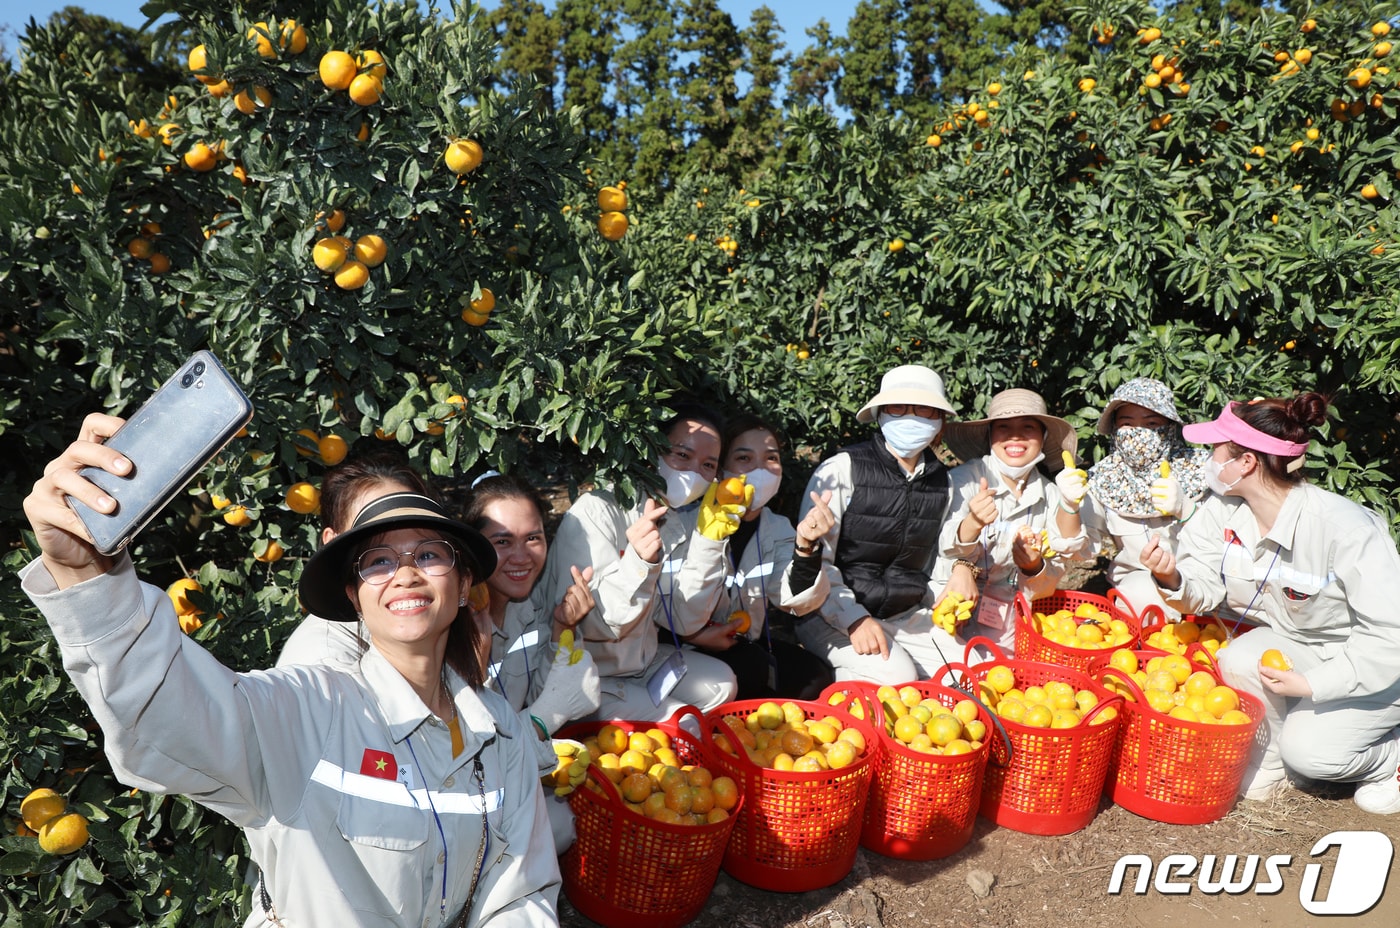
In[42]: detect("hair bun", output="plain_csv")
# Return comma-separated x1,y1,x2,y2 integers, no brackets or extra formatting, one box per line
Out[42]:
1286,392,1329,429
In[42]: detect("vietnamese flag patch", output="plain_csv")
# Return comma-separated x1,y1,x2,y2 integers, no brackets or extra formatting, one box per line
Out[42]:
360,748,398,780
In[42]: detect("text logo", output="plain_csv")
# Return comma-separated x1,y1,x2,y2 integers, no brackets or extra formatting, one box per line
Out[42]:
1107,830,1392,916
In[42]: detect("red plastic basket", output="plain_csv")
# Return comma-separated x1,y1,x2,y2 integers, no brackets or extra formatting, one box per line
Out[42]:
702,699,877,892
1089,655,1267,824
823,681,993,860
1012,589,1146,673
948,638,1122,836
558,707,740,928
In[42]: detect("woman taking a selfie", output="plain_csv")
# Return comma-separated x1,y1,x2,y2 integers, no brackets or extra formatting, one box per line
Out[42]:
21,413,560,926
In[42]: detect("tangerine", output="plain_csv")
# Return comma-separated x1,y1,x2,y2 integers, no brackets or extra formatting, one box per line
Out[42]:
319,51,357,91
21,789,66,832
38,813,88,855
445,139,484,174
286,482,320,514
715,475,748,506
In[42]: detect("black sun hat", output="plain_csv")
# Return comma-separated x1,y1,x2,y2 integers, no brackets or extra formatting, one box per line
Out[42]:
297,492,497,622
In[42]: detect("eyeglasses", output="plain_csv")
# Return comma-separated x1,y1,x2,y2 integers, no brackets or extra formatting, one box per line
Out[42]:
355,540,458,585
883,404,939,419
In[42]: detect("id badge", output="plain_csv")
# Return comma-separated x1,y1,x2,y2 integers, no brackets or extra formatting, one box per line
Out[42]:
975,594,1015,631
647,650,688,706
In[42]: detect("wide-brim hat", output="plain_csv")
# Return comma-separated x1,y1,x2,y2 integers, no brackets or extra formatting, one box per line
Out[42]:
298,492,497,622
855,364,957,424
1096,377,1184,435
942,388,1078,470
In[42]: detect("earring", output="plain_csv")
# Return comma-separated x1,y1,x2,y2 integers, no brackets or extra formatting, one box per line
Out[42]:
458,597,467,608
355,612,363,622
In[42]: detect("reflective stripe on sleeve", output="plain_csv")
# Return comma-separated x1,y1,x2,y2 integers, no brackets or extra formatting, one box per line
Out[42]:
311,760,504,814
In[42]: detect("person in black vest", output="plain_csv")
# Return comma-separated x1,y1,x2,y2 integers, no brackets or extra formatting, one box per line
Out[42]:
794,365,979,683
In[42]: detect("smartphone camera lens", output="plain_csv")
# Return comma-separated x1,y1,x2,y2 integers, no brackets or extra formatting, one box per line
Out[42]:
180,373,195,388
192,361,206,375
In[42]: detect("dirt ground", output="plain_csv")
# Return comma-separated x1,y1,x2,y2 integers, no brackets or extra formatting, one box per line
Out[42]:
559,782,1400,928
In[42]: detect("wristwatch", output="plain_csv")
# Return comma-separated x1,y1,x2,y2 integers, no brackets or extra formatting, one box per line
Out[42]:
953,558,983,579
795,539,822,557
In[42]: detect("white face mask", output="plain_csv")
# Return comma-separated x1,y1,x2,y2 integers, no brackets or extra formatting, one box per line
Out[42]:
1204,456,1241,496
992,451,1045,482
726,467,780,511
878,412,942,457
657,460,708,508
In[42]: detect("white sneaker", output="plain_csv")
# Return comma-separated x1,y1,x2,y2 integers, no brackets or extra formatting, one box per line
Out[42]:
1241,768,1290,801
1354,771,1400,815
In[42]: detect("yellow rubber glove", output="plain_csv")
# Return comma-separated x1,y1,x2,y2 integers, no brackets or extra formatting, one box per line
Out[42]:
542,739,590,797
1054,450,1088,510
557,628,585,666
1150,460,1188,518
697,477,752,541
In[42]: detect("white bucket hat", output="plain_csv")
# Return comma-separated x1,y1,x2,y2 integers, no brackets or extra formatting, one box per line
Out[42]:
855,364,957,424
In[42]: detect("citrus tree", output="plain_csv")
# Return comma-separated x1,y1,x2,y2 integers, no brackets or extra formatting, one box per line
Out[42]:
0,1,701,922
621,2,1400,521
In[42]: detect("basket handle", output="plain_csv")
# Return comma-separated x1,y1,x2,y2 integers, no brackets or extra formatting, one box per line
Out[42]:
963,635,1010,665
1132,602,1165,637
701,710,764,773
574,756,627,808
1182,641,1221,675
1080,687,1125,727
937,660,1016,769
1136,603,1168,639
1106,587,1139,624
1097,665,1147,705
817,682,880,729
666,704,705,735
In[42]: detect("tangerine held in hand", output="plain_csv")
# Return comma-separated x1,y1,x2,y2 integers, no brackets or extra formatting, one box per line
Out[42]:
1260,648,1293,671
715,475,747,506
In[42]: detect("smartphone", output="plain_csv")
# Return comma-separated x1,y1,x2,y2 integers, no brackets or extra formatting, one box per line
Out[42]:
68,350,254,555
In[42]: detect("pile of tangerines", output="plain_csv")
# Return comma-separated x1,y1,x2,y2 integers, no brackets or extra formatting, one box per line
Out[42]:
580,724,737,826
870,686,987,755
713,700,869,772
976,665,1118,729
1142,618,1234,659
1028,602,1135,650
1100,651,1252,726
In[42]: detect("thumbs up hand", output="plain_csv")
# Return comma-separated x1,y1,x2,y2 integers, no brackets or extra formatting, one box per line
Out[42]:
1055,450,1088,511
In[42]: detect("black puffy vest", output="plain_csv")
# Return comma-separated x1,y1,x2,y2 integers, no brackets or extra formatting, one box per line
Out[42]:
834,436,951,620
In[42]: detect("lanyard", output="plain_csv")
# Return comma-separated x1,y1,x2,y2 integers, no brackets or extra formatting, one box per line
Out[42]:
657,541,684,650
486,626,538,701
405,731,490,925
1219,531,1282,625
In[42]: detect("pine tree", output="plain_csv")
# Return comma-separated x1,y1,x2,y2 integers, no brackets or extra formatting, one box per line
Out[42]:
675,0,742,179
487,0,560,100
785,18,842,113
836,0,902,120
731,4,788,175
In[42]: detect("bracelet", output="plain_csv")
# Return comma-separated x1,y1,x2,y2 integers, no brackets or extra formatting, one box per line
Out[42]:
529,715,550,740
953,558,983,580
795,539,821,557
1058,499,1080,515
1176,501,1197,525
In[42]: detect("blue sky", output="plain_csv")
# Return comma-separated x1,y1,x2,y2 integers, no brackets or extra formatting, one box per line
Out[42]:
6,2,857,52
